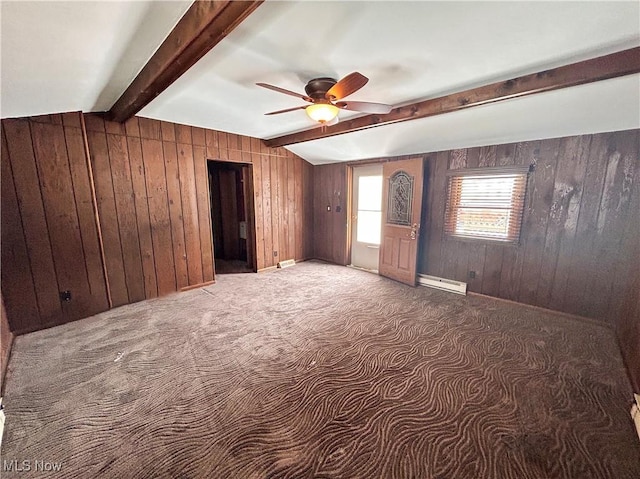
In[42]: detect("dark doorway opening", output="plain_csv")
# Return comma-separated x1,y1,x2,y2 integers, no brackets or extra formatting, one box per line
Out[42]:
208,161,256,274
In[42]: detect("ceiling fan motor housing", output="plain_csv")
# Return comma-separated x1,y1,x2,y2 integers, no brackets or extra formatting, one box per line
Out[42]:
305,77,337,101
259,71,391,117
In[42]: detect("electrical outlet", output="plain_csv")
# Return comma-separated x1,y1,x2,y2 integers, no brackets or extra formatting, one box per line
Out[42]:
273,251,278,257
468,271,476,279
336,205,341,213
59,290,72,302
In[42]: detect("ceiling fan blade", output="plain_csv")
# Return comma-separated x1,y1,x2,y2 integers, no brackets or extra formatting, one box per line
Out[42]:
326,72,368,100
335,101,393,114
256,83,312,102
264,105,307,116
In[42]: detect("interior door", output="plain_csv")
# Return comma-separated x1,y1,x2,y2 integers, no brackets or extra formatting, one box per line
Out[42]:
350,164,383,271
379,157,424,286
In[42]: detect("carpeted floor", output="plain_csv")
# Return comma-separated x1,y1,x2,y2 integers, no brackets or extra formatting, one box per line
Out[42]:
215,258,254,274
1,261,638,478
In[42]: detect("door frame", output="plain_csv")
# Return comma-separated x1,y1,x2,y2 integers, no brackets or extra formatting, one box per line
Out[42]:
206,159,257,273
345,165,353,266
348,163,385,271
347,161,383,267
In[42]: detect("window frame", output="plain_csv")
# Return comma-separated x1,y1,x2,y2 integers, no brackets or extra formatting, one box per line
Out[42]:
355,174,384,245
443,165,531,245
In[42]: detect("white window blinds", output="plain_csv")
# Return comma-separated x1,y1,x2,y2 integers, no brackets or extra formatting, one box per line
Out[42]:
444,166,529,244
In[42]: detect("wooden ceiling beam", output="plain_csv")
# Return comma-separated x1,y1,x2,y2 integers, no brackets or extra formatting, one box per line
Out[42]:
264,47,640,148
107,0,263,123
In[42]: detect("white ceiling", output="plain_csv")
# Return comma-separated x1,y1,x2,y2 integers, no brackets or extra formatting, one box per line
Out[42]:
1,1,639,164
288,73,640,164
1,0,192,117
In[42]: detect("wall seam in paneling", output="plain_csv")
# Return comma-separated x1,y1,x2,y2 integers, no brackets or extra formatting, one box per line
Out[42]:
191,145,204,278
292,159,299,261
174,145,192,283
61,116,93,301
186,141,205,283
81,114,113,308
271,157,280,262
160,141,179,290
530,139,562,306
494,247,505,295
592,136,614,240
105,132,132,303
438,151,453,278
127,130,159,298
123,130,146,300
596,152,622,319
166,141,188,288
548,134,592,311
1,127,42,328
143,145,160,297
261,157,272,267
478,247,488,292
27,119,64,313
600,132,638,319
197,147,214,281
140,136,177,294
572,135,599,312
564,134,607,315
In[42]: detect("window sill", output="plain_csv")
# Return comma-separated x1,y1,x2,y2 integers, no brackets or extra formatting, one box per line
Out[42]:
445,234,520,246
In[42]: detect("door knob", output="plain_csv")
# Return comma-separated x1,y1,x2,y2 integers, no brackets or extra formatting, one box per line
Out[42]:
410,223,418,240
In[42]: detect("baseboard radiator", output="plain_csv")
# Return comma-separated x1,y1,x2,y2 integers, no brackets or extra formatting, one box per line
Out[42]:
418,274,467,295
277,259,296,269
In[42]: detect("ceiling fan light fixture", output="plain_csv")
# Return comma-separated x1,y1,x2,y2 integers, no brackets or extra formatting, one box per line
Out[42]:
305,103,339,123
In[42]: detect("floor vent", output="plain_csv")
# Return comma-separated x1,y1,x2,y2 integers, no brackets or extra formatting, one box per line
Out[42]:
277,259,296,269
418,274,467,295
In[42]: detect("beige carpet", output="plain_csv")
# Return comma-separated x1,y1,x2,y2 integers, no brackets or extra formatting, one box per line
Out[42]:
1,261,638,478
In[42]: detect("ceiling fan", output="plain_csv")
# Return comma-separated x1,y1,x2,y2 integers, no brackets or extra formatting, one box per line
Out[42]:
257,72,393,125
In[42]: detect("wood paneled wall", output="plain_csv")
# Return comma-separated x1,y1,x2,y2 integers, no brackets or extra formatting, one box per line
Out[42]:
1,112,314,333
313,163,348,265
84,113,314,302
84,114,215,305
1,294,13,390
615,176,640,392
314,130,639,329
249,137,314,269
1,113,110,333
422,130,639,326
618,256,640,392
313,130,639,389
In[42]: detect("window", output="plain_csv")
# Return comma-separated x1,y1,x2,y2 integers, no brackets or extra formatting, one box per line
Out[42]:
387,171,413,226
444,166,529,244
356,175,383,244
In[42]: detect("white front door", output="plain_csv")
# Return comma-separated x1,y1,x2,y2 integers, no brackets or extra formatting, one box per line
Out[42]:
350,164,383,271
